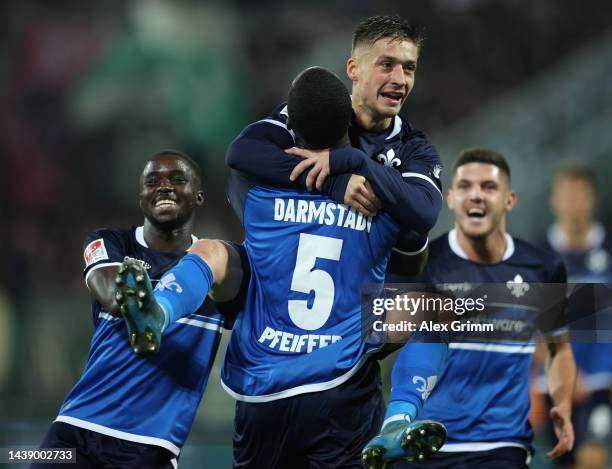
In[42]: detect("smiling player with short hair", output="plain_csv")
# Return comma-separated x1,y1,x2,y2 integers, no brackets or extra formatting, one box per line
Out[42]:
367,148,577,468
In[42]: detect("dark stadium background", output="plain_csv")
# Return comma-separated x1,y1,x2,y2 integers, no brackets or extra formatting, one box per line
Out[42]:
1,1,611,467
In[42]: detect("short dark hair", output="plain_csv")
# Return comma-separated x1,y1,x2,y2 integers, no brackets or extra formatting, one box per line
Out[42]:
287,67,352,150
352,15,424,53
452,147,511,182
147,149,203,188
553,164,596,191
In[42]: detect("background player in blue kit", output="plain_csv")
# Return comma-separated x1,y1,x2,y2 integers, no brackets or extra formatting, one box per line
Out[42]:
116,66,447,468
32,151,233,469
369,148,577,468
542,165,612,469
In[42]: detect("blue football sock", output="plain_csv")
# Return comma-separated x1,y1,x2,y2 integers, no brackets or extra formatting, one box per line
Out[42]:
153,253,214,329
388,337,448,420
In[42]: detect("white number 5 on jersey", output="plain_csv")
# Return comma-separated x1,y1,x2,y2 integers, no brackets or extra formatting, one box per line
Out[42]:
288,233,343,330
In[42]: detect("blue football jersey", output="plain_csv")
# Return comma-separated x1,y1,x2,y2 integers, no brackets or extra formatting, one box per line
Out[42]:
56,226,223,456
221,174,401,401
413,230,566,451
546,223,612,390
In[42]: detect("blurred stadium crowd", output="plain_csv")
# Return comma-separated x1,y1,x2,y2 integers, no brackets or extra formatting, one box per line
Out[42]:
1,0,612,467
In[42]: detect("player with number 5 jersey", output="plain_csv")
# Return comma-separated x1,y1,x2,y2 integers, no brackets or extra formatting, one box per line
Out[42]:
221,177,401,400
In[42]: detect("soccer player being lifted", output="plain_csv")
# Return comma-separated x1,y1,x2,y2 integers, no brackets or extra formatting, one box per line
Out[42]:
116,64,447,467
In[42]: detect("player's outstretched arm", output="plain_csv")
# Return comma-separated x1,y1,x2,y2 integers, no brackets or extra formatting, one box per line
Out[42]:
88,267,122,316
544,337,576,459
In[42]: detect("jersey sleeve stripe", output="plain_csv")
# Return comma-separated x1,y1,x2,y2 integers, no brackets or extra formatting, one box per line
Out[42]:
84,262,123,288
258,119,296,140
191,313,223,323
401,172,443,199
449,342,536,354
392,237,428,256
176,317,222,332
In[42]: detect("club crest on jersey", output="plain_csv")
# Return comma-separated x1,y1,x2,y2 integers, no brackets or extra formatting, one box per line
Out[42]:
413,375,437,400
377,148,401,168
84,238,109,267
433,164,442,179
155,273,183,293
507,274,530,298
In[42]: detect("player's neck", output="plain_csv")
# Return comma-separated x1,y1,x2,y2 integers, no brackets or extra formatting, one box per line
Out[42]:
455,225,507,264
143,220,194,252
557,219,595,251
351,100,392,132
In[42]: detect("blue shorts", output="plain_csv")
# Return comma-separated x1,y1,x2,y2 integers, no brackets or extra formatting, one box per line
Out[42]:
31,421,176,469
232,357,384,469
390,446,529,469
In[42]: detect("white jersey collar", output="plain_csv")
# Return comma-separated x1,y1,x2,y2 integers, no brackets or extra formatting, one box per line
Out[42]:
385,116,402,140
348,97,402,139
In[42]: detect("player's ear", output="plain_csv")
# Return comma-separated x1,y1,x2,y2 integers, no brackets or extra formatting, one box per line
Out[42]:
347,57,358,83
505,190,517,212
446,189,454,210
196,190,205,206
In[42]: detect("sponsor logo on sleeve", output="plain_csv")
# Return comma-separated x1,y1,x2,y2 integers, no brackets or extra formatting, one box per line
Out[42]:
84,239,109,267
